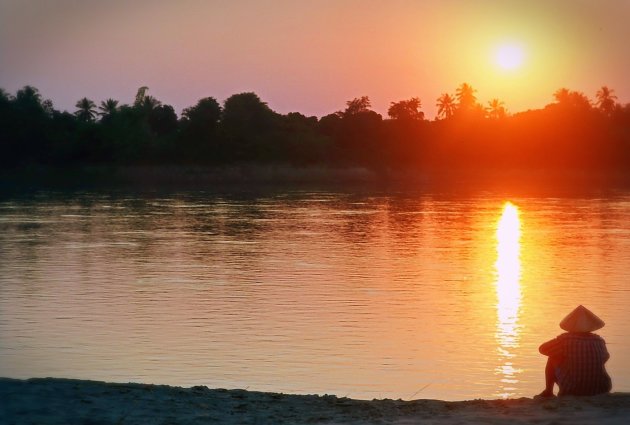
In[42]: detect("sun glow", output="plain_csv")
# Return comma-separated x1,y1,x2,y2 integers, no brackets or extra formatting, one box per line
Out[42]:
494,202,523,398
495,44,525,70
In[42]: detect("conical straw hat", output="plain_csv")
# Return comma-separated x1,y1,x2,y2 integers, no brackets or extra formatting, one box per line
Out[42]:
560,305,605,332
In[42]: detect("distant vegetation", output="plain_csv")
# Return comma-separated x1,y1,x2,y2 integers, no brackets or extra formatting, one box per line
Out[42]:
1,84,629,172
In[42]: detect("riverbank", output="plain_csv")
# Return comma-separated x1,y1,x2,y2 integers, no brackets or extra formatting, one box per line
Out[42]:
2,164,630,194
2,378,629,425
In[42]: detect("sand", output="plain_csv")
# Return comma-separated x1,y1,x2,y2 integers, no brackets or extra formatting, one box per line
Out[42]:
1,378,629,425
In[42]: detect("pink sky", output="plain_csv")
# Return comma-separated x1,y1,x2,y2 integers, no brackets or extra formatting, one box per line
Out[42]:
1,0,629,118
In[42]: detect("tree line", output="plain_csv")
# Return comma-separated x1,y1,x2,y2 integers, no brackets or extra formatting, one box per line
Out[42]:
1,83,629,171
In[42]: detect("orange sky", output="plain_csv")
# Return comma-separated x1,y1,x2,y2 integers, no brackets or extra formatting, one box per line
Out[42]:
1,0,628,118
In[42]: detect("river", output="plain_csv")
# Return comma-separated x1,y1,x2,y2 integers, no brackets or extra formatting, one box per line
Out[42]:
1,187,629,400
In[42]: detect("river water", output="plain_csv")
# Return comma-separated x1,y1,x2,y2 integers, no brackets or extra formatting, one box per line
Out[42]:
1,188,629,400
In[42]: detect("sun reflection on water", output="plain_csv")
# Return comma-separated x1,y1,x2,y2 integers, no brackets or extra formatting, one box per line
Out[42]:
494,202,523,398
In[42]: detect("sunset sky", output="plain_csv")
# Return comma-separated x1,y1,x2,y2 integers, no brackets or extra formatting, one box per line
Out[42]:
1,0,628,118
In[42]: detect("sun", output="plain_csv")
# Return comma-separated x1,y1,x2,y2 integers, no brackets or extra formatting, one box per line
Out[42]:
495,44,525,71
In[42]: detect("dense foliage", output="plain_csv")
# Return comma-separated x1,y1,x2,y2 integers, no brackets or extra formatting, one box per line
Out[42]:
1,84,629,171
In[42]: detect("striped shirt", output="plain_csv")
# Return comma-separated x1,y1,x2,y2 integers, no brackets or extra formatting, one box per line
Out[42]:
539,332,612,396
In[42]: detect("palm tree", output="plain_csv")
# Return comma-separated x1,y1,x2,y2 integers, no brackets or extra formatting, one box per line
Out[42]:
98,98,119,118
140,95,161,112
595,86,618,116
74,97,97,122
486,99,507,119
455,83,477,110
436,93,456,119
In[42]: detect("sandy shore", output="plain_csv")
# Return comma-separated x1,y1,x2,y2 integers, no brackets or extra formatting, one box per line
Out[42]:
2,378,629,425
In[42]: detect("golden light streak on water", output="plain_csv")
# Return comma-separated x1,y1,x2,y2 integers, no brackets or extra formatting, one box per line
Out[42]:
494,202,523,398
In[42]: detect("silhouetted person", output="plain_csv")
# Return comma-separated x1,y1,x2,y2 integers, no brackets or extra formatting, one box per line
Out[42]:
538,305,612,397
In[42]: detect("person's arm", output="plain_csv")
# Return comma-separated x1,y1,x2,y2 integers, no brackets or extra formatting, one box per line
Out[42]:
539,335,565,359
539,338,557,356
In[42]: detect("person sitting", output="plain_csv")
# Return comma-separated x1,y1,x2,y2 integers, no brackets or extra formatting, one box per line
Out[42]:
538,305,612,397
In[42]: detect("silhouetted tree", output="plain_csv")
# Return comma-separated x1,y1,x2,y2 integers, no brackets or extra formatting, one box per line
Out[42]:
134,86,149,107
455,83,477,111
343,96,372,116
181,97,221,130
553,88,571,104
486,99,507,119
48,110,80,164
596,86,618,116
42,99,55,116
0,88,11,103
98,104,152,163
278,112,330,164
74,97,97,122
383,97,427,165
570,92,591,109
5,86,51,165
15,85,42,106
436,93,456,119
98,99,119,120
177,96,223,161
388,98,424,121
317,113,343,139
1,84,629,175
148,104,178,136
221,92,280,160
553,88,591,110
335,96,384,164
139,95,161,112
0,89,15,165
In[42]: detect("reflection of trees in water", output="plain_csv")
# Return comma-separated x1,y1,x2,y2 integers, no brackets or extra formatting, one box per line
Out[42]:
297,193,485,251
385,196,426,229
326,195,382,244
383,196,428,256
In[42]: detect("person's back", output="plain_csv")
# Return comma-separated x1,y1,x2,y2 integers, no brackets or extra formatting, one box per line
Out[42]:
538,305,612,397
